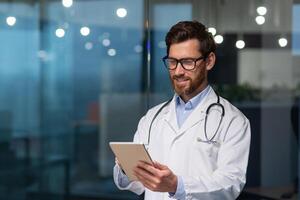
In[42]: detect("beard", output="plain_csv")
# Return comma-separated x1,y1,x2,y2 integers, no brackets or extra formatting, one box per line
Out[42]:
172,76,192,95
171,73,206,99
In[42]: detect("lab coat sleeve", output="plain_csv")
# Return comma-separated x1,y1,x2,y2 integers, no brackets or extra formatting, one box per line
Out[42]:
113,164,145,195
182,116,251,200
113,115,148,194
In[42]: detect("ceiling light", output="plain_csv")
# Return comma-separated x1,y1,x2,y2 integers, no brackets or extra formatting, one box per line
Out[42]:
278,37,288,47
80,26,90,36
85,42,93,50
6,16,16,26
116,8,127,18
102,39,111,47
108,48,116,56
256,6,267,16
62,0,73,8
214,35,224,44
134,45,142,53
255,16,265,25
55,28,65,38
208,27,217,36
236,40,245,49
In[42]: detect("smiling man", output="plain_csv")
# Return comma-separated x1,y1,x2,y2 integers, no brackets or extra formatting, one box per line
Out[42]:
166,38,212,102
113,21,251,200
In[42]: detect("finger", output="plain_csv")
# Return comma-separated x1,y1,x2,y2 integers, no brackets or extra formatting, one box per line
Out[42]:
139,179,156,191
115,157,119,165
134,172,158,191
115,158,123,168
137,161,161,177
137,160,153,166
153,161,168,170
133,166,159,184
143,181,159,191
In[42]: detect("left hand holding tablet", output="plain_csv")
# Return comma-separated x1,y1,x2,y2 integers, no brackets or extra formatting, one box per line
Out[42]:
133,161,178,193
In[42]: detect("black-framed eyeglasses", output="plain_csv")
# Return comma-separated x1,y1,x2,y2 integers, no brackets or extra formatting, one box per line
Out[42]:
162,56,206,71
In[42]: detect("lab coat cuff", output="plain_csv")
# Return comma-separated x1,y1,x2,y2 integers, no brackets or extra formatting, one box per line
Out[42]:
113,164,130,188
113,164,145,195
169,176,186,199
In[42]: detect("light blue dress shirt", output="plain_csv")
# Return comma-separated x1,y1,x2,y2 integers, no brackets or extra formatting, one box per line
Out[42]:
169,85,211,199
175,85,211,128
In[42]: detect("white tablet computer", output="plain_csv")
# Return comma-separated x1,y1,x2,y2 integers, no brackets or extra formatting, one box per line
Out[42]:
109,142,153,181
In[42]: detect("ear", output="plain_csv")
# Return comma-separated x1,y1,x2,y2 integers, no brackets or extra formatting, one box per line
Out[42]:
205,52,216,71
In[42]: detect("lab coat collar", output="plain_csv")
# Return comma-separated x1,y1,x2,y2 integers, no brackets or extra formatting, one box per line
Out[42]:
163,87,218,136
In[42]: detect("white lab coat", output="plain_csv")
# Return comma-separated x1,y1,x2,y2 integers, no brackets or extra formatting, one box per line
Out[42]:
114,87,251,200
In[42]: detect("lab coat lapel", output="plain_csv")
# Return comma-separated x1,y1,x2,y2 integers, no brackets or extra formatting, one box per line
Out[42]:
163,97,178,133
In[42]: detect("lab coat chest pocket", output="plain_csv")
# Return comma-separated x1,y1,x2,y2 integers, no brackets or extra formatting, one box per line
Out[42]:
194,140,221,160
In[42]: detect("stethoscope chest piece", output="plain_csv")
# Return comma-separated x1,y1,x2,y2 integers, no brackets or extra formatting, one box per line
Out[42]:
196,137,221,147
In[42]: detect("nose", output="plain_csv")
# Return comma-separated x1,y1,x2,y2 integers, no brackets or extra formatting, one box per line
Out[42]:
174,62,185,75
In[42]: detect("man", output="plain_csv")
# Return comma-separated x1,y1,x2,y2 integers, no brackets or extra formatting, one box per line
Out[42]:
113,20,251,200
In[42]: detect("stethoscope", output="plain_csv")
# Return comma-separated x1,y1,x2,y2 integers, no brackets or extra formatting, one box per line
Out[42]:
147,92,225,146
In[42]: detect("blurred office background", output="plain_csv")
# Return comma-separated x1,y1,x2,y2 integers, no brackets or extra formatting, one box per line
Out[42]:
0,0,299,199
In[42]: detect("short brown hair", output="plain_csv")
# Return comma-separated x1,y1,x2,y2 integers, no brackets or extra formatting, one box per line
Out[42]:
165,20,216,58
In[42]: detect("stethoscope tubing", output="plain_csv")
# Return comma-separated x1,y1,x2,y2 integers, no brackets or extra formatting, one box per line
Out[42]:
147,92,225,146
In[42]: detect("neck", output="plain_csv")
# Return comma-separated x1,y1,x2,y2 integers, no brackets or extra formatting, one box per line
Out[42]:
181,82,208,103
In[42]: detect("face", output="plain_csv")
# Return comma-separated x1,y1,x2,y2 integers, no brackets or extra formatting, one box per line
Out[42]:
168,39,215,102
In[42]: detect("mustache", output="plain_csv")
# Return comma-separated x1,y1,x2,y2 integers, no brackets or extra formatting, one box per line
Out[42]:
172,75,190,81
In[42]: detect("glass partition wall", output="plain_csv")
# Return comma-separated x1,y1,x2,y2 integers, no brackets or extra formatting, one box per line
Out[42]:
0,0,299,199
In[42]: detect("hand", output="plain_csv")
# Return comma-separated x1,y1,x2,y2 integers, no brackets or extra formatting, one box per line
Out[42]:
115,157,120,165
115,157,126,175
133,161,178,193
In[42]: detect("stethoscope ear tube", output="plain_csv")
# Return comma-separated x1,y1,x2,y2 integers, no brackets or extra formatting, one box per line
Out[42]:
206,102,225,116
147,98,172,145
206,93,225,115
204,94,225,142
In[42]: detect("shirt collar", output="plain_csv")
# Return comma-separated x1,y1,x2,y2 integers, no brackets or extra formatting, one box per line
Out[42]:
176,85,211,110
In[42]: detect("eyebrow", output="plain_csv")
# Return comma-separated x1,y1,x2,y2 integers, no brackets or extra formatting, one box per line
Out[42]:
167,56,202,60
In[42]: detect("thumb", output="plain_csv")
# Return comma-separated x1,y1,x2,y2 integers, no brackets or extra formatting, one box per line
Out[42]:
115,157,119,165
